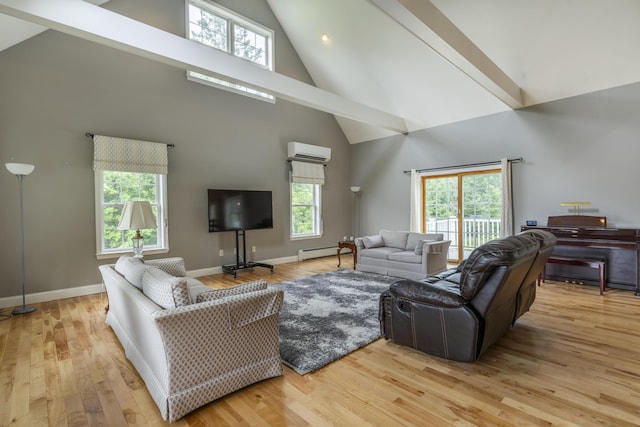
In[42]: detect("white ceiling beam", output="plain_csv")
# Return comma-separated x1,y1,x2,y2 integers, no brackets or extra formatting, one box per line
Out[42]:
0,0,408,134
369,0,523,108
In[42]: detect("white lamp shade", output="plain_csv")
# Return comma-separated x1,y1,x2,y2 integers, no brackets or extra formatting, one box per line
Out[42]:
118,201,158,231
350,186,361,193
6,163,35,176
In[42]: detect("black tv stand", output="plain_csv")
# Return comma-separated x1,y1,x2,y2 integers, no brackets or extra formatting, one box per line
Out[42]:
222,229,274,278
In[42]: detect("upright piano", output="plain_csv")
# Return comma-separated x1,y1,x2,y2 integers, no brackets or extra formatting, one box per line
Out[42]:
521,215,640,295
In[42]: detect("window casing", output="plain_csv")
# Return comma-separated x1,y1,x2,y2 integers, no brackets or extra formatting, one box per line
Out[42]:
290,182,322,239
95,170,168,258
186,0,275,102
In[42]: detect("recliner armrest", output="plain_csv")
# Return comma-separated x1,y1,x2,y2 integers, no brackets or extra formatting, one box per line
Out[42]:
423,268,461,284
390,279,466,308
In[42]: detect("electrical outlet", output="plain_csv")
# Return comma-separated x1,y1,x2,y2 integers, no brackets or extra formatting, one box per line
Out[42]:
219,249,224,256
252,246,256,253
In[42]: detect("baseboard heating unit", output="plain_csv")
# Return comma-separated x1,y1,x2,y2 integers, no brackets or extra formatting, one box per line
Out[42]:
298,246,339,261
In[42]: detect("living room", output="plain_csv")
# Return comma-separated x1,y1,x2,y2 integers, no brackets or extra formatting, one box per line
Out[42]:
2,0,640,425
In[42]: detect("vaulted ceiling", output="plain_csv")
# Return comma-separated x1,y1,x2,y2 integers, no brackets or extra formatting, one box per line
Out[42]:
3,0,640,144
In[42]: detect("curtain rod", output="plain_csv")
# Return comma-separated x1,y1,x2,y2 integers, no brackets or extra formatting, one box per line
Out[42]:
403,157,523,174
85,132,175,148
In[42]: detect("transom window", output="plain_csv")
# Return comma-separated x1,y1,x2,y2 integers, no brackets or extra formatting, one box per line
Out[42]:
187,0,275,102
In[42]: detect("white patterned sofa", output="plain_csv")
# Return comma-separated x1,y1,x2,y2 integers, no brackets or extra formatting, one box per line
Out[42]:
99,256,284,422
355,230,451,280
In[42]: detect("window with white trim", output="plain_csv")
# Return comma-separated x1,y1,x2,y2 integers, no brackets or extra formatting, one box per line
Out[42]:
186,0,275,102
95,171,168,258
290,182,322,239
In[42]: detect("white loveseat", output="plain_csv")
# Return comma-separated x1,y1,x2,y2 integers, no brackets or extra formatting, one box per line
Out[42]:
355,230,451,280
99,256,284,422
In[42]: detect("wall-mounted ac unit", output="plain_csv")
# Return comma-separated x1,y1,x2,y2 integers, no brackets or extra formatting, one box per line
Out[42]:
287,141,331,163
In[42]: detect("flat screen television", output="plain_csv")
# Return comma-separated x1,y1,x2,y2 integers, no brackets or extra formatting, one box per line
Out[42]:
208,189,273,232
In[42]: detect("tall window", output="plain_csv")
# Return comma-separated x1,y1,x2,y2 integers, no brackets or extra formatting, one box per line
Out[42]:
423,169,502,262
95,171,168,258
291,183,322,239
187,0,275,102
93,135,169,259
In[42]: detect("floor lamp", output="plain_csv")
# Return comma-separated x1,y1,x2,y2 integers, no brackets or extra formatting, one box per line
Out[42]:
351,186,361,238
6,163,36,315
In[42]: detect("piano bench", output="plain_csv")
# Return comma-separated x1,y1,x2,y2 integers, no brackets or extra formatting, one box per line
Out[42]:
539,256,607,295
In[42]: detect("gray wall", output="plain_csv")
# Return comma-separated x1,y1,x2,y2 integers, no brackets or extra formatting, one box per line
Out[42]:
351,83,640,235
0,0,352,298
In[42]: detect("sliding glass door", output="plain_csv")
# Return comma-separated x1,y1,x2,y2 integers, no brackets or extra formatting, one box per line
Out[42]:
423,169,502,263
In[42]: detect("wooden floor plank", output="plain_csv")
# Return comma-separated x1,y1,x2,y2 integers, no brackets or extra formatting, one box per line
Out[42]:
1,257,640,426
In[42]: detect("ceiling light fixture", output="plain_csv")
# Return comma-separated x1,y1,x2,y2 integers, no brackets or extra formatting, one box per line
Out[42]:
321,33,330,44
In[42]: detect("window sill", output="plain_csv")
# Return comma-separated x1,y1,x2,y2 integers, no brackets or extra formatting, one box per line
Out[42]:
96,247,169,260
290,234,323,241
186,72,276,103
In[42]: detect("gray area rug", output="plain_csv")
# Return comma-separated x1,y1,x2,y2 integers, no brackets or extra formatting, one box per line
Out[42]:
271,269,399,375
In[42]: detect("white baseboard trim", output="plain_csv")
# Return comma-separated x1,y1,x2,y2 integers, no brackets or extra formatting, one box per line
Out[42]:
0,255,303,309
0,283,105,309
187,266,223,277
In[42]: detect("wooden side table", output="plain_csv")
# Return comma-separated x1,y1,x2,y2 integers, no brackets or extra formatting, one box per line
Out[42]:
337,241,357,270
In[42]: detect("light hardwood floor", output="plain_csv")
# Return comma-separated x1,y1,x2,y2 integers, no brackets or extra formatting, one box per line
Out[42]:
1,255,640,426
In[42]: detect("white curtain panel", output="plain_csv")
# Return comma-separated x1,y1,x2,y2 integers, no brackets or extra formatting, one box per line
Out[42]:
501,158,514,237
290,160,325,185
409,168,422,232
93,134,168,175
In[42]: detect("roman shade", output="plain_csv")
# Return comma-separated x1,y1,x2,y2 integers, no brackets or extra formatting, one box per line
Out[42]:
290,160,324,185
93,134,168,175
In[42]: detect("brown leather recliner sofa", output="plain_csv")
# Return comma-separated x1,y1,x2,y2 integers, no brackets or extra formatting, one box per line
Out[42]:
379,230,557,362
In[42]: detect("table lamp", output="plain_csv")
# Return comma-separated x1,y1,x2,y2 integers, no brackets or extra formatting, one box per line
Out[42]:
117,201,157,258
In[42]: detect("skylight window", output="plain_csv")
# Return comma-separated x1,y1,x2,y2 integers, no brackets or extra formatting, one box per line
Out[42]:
186,0,275,102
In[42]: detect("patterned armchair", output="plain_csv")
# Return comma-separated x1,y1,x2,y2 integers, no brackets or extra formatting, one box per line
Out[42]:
99,258,284,421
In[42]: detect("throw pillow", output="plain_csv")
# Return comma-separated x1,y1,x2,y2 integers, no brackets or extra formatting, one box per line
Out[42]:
114,255,148,290
142,267,191,309
145,257,187,277
380,230,409,249
414,239,435,256
406,232,442,250
362,235,384,249
196,279,268,303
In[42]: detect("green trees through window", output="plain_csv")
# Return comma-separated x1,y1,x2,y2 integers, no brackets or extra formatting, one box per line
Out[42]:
187,0,274,101
291,183,321,238
100,171,160,251
424,170,502,261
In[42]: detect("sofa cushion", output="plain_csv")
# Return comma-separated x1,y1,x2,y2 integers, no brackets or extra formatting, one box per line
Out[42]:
196,280,268,302
145,257,187,277
114,256,148,290
360,247,403,260
362,234,384,249
406,232,443,250
388,251,422,264
380,230,409,249
185,277,213,302
414,239,436,255
142,267,191,309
